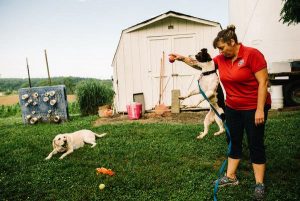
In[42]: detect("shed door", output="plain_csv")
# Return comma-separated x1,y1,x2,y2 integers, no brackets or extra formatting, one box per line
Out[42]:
148,37,172,108
148,34,206,109
172,35,204,107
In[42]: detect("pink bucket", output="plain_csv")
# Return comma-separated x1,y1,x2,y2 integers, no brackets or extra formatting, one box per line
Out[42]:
126,102,142,120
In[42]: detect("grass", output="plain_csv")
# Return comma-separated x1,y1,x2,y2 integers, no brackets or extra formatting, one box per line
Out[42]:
0,110,299,201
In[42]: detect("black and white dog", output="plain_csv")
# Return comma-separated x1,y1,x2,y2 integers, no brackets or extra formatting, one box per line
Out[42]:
172,49,225,139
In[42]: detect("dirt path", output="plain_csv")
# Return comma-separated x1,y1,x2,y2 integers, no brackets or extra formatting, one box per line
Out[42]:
93,111,208,126
93,107,300,126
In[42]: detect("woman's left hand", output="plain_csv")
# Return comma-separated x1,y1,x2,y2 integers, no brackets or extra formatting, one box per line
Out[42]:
255,110,265,126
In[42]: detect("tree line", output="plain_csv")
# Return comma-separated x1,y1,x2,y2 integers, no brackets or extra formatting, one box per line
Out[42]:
0,77,112,95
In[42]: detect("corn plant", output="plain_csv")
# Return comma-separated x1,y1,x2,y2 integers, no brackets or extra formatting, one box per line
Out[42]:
75,79,114,116
0,104,21,118
68,101,80,115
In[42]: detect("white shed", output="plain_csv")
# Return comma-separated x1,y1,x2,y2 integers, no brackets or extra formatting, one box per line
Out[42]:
112,11,222,112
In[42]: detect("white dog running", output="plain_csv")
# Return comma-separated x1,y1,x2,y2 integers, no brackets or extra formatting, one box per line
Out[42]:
45,129,107,160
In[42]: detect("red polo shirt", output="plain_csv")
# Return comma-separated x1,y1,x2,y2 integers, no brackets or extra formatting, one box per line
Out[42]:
213,43,271,110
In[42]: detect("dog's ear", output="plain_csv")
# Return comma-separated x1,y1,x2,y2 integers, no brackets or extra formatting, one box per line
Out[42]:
201,48,208,53
52,139,56,149
201,48,212,62
195,51,202,62
66,135,72,145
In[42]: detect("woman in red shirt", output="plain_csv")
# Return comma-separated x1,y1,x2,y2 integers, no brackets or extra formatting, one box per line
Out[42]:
213,25,271,201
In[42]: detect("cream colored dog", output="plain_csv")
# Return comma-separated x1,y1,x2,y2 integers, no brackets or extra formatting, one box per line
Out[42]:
169,49,225,139
45,129,107,160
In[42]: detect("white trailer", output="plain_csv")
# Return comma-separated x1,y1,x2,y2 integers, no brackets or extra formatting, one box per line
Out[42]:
229,0,300,107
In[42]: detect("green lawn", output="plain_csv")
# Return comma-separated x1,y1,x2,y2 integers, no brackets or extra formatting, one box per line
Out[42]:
0,110,299,201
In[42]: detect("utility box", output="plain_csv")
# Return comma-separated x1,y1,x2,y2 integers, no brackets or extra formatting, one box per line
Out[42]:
19,85,69,124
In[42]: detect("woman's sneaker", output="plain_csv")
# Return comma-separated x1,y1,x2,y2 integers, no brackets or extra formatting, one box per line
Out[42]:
213,176,239,187
253,183,265,200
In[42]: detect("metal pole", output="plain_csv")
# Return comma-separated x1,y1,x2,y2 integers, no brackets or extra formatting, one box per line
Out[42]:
44,49,51,85
26,57,32,88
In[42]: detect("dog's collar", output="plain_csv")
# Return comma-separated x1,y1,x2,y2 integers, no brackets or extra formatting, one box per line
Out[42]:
202,69,217,76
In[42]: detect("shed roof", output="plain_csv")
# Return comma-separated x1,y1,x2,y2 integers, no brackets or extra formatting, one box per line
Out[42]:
124,10,221,33
112,11,222,65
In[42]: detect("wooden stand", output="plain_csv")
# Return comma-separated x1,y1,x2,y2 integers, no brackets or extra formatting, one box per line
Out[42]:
171,89,180,113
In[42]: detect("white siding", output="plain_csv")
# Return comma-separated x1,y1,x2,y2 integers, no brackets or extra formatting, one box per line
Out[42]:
115,39,127,112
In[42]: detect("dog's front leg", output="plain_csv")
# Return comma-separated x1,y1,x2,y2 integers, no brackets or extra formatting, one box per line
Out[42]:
59,148,74,160
45,149,58,160
190,96,205,108
179,90,199,100
191,89,215,107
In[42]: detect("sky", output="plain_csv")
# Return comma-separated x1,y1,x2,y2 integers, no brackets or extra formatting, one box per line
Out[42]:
0,0,228,79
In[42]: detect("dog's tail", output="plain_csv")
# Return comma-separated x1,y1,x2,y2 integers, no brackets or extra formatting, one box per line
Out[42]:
95,133,107,138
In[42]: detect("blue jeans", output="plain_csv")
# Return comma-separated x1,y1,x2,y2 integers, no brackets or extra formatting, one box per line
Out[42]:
225,105,270,164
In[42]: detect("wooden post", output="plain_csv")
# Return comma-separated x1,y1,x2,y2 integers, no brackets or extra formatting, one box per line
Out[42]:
159,58,163,104
171,89,180,113
26,58,32,88
44,49,51,85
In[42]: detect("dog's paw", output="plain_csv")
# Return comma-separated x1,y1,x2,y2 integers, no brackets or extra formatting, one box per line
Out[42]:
45,157,51,160
213,130,225,136
59,157,64,160
196,132,206,139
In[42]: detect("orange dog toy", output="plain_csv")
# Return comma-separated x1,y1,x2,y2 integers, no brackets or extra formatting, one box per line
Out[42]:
169,56,175,63
96,167,115,176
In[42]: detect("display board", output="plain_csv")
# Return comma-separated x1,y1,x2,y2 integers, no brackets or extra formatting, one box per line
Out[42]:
19,85,69,124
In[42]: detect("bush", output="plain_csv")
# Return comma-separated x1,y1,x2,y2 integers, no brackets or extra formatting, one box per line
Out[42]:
75,79,114,116
4,90,12,95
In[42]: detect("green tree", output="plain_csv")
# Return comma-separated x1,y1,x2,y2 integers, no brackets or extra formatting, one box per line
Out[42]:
0,77,112,95
63,77,75,94
280,0,300,25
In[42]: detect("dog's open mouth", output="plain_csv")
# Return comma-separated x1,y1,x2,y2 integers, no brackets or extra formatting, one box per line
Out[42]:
62,141,68,148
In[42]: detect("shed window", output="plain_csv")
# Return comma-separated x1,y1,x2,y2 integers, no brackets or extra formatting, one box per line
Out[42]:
168,25,174,29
